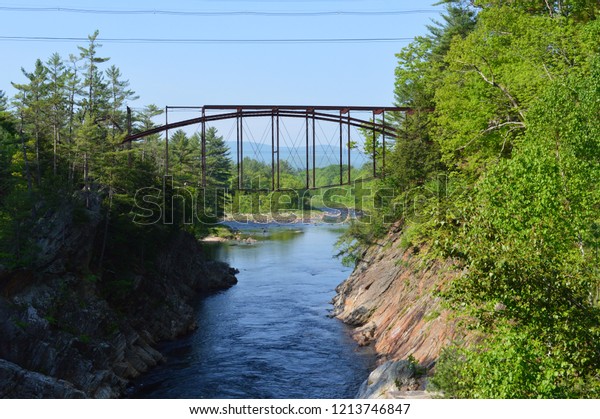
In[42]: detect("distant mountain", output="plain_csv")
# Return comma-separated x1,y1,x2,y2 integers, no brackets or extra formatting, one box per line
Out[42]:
225,141,370,169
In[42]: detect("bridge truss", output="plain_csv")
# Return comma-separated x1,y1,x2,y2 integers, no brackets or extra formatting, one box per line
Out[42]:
124,105,411,191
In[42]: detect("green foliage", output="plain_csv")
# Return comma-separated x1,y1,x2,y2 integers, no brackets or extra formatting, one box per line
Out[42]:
472,0,598,21
0,32,184,282
169,129,201,184
406,354,427,378
0,93,17,200
0,187,37,268
351,0,600,398
78,30,110,117
202,127,233,219
431,322,600,398
431,60,600,397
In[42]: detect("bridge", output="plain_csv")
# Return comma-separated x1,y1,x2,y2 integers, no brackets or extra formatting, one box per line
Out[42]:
124,105,412,191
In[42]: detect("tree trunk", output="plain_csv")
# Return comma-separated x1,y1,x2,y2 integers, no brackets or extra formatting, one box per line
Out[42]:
19,123,36,218
98,188,113,272
84,151,89,208
35,129,41,186
53,124,57,176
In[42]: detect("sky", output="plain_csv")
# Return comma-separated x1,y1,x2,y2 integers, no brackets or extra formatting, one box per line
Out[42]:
0,0,442,112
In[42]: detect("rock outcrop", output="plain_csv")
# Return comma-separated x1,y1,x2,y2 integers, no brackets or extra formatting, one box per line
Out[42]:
0,199,237,398
332,223,467,396
356,360,426,399
0,359,86,398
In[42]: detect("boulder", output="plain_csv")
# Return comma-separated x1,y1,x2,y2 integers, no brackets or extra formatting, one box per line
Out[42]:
356,360,422,399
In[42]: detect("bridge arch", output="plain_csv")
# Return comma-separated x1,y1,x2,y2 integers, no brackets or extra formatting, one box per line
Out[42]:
124,105,411,191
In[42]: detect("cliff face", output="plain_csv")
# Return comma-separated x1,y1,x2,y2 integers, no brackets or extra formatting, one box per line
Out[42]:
0,200,237,398
332,223,463,369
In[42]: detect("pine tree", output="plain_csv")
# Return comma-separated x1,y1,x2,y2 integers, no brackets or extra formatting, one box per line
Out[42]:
11,59,50,186
202,127,232,219
203,127,232,189
46,53,69,176
169,129,200,185
0,90,17,201
74,115,105,207
133,104,164,169
106,65,138,141
78,30,109,118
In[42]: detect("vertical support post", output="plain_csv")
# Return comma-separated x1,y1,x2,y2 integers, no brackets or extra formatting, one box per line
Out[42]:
165,106,169,176
271,110,275,191
382,110,386,178
347,110,351,185
239,109,241,189
312,110,316,189
305,109,309,190
236,110,241,189
276,109,280,191
372,110,376,178
126,106,132,168
201,107,206,188
339,110,343,185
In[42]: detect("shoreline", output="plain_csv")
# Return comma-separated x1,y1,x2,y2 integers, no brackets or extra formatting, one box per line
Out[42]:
200,214,352,244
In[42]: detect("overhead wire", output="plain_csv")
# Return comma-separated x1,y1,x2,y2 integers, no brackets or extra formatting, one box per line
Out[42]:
0,5,430,45
0,35,415,44
0,6,443,17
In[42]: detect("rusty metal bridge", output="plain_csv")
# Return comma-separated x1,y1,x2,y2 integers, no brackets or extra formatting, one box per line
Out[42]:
124,105,412,191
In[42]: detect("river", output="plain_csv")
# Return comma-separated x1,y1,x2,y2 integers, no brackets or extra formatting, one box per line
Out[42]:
129,224,375,398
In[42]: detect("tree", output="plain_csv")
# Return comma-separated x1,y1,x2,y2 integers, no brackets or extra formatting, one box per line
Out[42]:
106,65,138,141
73,115,105,207
169,129,200,184
203,127,232,188
472,0,598,21
0,90,17,201
133,104,164,170
433,59,600,398
414,2,600,397
65,54,80,143
78,30,109,118
200,127,232,219
11,59,51,186
46,53,68,176
386,1,475,192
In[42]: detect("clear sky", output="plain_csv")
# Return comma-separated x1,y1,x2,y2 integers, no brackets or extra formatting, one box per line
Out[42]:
0,0,442,110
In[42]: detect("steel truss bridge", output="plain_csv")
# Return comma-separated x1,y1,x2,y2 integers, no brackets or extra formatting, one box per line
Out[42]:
124,105,412,191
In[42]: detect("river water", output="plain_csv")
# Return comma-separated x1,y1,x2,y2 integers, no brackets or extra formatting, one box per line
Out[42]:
129,224,374,398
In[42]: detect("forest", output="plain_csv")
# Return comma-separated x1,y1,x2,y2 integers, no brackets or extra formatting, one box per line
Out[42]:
338,0,600,398
0,26,372,269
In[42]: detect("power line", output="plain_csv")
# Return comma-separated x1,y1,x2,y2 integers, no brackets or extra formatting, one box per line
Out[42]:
0,6,442,17
0,35,415,44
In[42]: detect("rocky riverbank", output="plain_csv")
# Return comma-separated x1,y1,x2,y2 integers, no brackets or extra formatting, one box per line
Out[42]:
332,222,467,398
0,198,237,398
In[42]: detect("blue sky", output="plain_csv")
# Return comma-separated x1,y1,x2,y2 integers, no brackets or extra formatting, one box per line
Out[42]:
0,0,442,110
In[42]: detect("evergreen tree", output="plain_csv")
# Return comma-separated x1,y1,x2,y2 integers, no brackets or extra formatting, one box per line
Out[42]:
133,104,164,170
203,127,232,188
106,65,138,141
46,53,68,176
201,127,232,219
169,129,200,184
78,30,109,118
0,90,17,201
11,59,51,186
